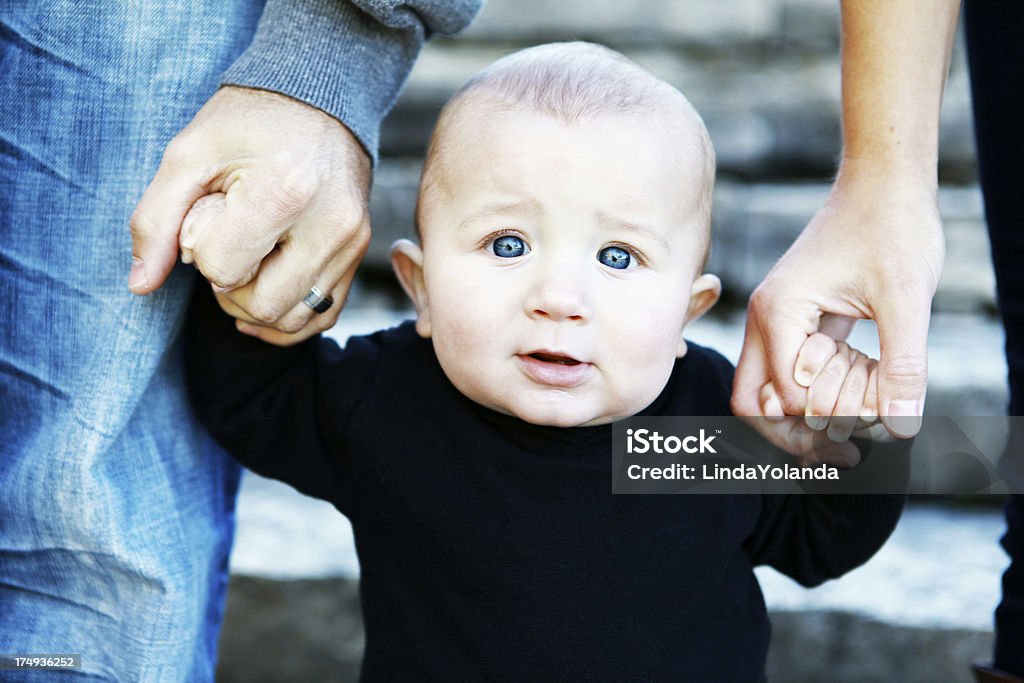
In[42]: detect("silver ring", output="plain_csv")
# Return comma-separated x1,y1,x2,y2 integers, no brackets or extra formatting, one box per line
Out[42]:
302,286,334,314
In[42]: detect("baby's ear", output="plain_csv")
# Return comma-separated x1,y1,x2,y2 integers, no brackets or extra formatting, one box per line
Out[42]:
677,273,722,357
390,239,431,338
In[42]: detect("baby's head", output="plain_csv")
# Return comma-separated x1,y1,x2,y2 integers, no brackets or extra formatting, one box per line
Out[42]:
391,42,720,427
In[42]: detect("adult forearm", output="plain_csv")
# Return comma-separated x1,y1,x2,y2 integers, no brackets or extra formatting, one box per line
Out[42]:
839,0,961,180
733,2,958,436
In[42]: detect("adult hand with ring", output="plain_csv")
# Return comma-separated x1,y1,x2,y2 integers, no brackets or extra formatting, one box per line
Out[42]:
129,86,372,346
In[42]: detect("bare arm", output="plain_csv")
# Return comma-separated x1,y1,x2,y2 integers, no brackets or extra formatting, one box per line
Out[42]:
732,0,961,445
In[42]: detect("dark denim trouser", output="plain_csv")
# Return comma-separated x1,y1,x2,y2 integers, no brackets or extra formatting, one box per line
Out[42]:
966,1,1024,674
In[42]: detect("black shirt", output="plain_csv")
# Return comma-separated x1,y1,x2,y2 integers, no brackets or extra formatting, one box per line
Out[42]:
185,286,903,682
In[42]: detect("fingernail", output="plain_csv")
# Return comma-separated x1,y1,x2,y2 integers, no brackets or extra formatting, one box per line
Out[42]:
180,222,195,250
236,322,257,337
805,415,828,431
795,370,814,387
886,400,922,437
128,257,147,291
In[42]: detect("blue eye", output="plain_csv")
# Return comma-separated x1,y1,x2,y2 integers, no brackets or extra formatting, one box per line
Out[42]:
491,235,527,258
598,246,631,269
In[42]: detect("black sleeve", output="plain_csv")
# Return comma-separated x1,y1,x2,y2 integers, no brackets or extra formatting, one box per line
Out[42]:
183,279,378,511
744,494,906,587
684,343,907,587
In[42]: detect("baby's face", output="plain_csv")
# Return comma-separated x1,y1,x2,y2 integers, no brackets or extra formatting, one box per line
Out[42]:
394,107,718,427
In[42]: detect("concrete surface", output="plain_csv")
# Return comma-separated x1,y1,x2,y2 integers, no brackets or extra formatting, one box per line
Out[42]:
219,473,1007,682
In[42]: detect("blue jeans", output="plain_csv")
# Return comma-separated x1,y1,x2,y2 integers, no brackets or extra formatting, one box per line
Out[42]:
0,3,262,680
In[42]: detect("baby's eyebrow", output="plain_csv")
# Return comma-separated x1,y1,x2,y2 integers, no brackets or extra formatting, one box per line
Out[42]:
596,211,671,252
457,199,542,231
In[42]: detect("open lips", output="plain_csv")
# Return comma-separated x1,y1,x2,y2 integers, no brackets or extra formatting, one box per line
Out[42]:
528,352,581,366
517,351,593,388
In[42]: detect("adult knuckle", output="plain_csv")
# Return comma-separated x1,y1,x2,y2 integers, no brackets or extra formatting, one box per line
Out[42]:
324,205,371,249
198,258,243,291
748,286,772,314
264,173,316,218
353,220,372,252
275,314,307,335
246,294,288,326
128,206,158,238
161,134,198,171
881,355,928,383
730,393,755,416
344,200,371,231
314,311,341,337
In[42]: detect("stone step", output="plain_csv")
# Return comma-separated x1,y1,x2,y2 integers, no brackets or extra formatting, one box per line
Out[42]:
216,578,995,683
459,0,830,47
381,0,976,178
218,471,1006,682
709,182,994,314
365,163,996,315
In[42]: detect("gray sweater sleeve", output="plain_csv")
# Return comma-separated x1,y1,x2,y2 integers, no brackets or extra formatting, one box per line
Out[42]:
220,0,483,163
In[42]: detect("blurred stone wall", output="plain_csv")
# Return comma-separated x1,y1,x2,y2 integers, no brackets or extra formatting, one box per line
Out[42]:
363,0,989,313
216,576,994,683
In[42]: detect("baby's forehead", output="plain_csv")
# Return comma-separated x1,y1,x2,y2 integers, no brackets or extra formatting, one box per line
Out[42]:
421,101,711,211
443,85,703,142
427,97,709,189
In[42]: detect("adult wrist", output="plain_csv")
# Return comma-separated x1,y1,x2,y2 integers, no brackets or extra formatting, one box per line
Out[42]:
835,153,939,192
219,0,424,165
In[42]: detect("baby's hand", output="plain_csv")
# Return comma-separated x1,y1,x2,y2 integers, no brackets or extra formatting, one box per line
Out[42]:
752,333,882,465
758,332,880,441
795,332,879,443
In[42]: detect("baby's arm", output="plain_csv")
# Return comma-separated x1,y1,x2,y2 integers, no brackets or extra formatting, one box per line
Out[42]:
745,334,905,584
184,278,364,508
745,493,905,587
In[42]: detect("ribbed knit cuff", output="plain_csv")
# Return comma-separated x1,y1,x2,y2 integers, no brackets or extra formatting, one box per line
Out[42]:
220,0,424,164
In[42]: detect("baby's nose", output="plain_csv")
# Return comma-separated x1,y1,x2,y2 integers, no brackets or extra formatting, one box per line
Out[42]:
525,276,591,323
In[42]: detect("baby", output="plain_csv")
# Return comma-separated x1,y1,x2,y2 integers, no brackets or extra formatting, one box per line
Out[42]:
185,43,900,680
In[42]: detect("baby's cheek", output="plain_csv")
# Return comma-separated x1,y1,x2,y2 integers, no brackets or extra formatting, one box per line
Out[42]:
609,313,681,392
619,304,682,356
436,311,490,357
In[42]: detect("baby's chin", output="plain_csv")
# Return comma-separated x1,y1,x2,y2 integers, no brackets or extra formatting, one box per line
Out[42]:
499,396,637,428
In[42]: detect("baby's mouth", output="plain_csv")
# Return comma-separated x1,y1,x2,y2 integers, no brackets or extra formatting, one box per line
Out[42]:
528,352,581,366
517,351,592,388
